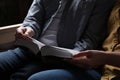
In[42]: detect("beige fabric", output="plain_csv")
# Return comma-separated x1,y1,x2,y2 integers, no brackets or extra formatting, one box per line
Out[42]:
103,2,120,52
101,2,120,80
101,65,120,80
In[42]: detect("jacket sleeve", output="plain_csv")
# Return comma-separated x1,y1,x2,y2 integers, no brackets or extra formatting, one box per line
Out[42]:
73,0,115,51
22,0,45,39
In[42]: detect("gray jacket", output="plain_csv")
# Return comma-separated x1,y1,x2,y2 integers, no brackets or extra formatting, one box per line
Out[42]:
22,0,115,51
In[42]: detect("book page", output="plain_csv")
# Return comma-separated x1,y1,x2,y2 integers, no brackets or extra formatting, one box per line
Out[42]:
41,46,79,58
15,36,45,54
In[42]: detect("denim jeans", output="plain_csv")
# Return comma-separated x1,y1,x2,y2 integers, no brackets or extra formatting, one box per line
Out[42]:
0,47,43,80
0,47,102,80
28,69,102,80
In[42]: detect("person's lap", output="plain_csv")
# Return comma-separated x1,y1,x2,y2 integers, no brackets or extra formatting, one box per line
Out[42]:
0,47,43,80
0,48,102,80
28,56,102,80
28,68,101,80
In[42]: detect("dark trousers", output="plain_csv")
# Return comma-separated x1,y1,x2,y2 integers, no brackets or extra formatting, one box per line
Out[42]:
0,47,102,80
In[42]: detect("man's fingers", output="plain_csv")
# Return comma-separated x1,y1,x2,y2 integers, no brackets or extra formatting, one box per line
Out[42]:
16,26,26,35
16,26,34,37
73,52,89,58
25,29,33,37
24,27,34,37
73,50,94,58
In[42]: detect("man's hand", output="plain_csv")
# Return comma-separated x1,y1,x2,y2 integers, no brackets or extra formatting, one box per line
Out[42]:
65,50,107,69
15,26,35,40
16,26,35,37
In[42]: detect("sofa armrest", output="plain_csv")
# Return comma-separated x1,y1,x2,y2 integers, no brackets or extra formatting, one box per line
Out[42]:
0,23,21,51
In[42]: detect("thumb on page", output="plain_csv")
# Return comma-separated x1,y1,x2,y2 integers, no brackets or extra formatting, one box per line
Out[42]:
73,51,90,58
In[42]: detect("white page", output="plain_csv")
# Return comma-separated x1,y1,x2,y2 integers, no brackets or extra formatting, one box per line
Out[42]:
41,46,79,58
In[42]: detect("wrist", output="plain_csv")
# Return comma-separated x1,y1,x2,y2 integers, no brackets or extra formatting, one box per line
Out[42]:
102,52,110,65
104,52,114,65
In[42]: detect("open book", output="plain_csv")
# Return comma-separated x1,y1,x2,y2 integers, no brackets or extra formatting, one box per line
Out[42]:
15,36,79,58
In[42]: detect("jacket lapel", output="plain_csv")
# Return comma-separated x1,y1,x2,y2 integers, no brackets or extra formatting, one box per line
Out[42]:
57,0,96,48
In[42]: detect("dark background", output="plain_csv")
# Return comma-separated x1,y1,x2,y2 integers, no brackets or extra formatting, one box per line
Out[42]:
0,0,33,27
